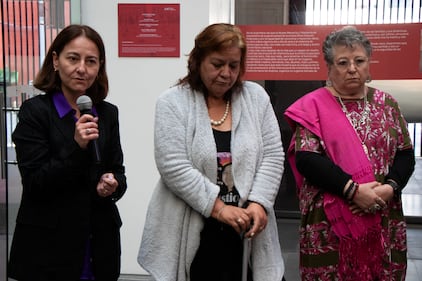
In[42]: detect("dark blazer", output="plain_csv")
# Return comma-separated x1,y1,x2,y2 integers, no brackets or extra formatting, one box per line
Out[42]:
8,93,127,281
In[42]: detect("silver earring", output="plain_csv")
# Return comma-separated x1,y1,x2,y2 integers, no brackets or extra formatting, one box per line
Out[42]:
325,79,332,87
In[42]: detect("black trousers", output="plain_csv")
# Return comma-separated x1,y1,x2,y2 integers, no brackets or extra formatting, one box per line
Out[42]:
190,218,253,281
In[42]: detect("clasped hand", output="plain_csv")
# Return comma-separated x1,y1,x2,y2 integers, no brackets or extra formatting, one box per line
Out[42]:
349,181,394,214
214,201,267,238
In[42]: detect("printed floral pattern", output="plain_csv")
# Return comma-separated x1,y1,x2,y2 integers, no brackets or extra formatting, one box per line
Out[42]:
294,88,412,280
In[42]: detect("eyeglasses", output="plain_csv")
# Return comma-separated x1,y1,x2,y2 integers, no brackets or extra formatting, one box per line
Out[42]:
333,57,369,70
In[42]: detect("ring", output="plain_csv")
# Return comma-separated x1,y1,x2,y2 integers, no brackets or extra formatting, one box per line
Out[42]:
86,128,90,134
368,203,381,213
237,218,242,224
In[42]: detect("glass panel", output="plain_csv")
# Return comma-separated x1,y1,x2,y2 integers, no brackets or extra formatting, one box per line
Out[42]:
235,0,288,25
210,0,234,24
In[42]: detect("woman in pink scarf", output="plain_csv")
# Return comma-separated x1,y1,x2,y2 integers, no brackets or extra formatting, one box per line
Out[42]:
284,26,415,280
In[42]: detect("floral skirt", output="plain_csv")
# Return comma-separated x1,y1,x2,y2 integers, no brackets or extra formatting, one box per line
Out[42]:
299,192,407,281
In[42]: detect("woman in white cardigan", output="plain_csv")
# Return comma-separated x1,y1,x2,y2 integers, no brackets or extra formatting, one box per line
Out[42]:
138,23,285,281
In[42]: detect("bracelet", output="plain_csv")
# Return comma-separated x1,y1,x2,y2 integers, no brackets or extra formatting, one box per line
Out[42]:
216,205,226,221
349,182,359,201
344,181,357,201
386,179,401,198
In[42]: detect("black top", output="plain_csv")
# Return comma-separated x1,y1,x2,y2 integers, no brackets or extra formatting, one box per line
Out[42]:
213,129,240,207
295,149,415,197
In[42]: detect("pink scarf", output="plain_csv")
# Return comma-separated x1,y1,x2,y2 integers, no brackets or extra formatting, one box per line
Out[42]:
285,87,383,280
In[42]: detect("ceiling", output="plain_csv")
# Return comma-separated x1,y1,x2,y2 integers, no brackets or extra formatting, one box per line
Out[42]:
370,80,422,123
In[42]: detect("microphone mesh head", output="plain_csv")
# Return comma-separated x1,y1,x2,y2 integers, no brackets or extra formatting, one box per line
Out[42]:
76,95,93,111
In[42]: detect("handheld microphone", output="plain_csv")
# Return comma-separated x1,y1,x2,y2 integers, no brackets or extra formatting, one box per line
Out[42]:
76,95,101,164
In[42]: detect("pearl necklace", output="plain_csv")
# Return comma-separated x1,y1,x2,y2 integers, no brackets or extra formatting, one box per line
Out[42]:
210,100,230,126
337,92,371,156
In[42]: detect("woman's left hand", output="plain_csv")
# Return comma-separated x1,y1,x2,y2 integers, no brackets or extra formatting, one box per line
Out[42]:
372,183,394,204
348,181,386,214
97,173,118,197
245,202,268,238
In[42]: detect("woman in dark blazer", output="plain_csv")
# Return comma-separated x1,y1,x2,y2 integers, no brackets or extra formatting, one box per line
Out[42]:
8,24,127,281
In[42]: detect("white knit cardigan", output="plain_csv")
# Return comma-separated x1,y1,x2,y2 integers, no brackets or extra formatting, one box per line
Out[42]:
138,81,285,281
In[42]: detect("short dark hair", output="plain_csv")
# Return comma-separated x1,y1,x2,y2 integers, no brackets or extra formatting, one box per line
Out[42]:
178,23,247,97
33,24,108,104
322,26,372,65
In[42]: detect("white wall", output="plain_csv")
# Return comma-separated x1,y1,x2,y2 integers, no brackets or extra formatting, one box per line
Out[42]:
81,0,210,275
